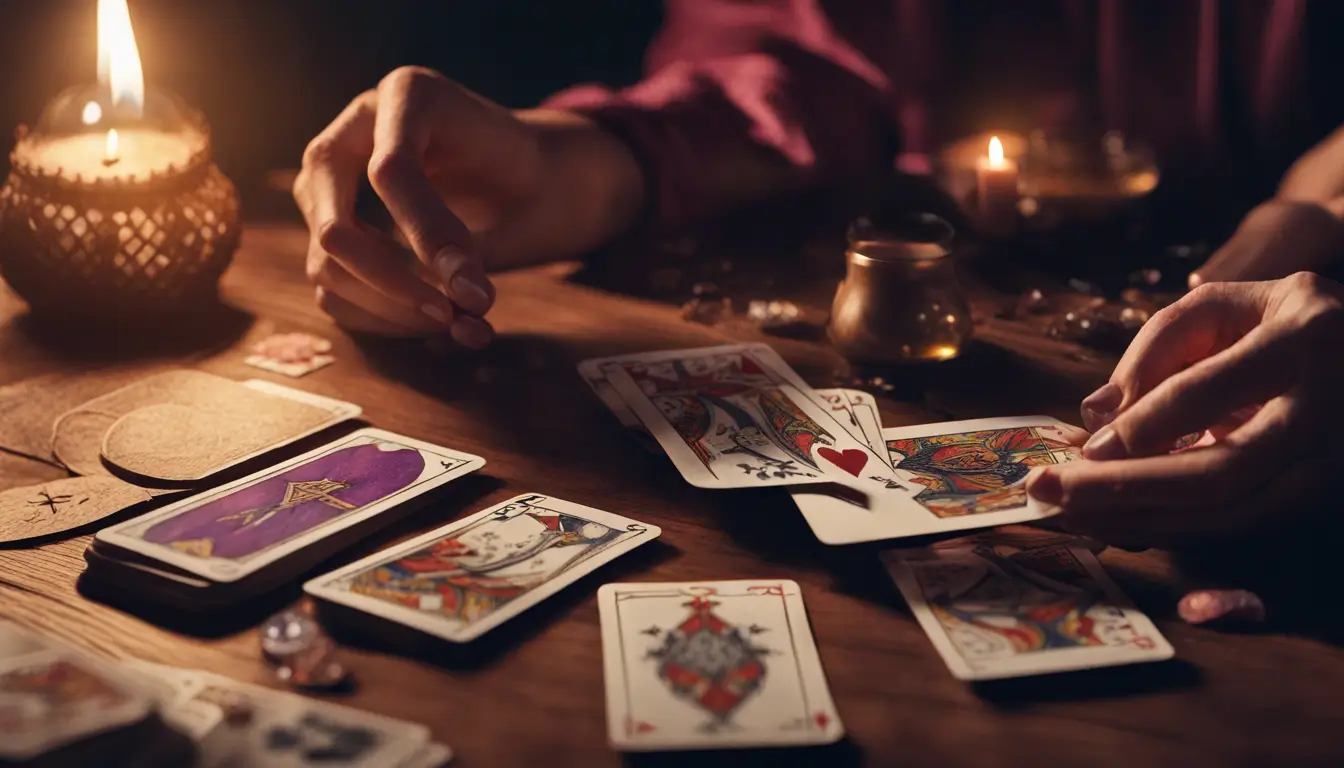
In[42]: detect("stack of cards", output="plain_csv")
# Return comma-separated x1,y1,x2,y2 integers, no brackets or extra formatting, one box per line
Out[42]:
126,661,451,768
579,344,1083,544
81,429,485,611
0,622,192,767
306,494,661,644
597,580,844,751
882,539,1174,680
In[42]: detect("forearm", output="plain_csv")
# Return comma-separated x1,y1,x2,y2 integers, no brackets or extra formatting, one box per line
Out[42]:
1277,124,1344,215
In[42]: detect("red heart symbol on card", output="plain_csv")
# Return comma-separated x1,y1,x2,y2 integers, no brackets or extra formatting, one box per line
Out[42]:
818,447,867,476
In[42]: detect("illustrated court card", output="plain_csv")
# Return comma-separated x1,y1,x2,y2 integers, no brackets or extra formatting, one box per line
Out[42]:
884,416,1082,520
883,544,1174,680
599,580,843,751
596,345,911,492
96,428,485,583
306,494,661,643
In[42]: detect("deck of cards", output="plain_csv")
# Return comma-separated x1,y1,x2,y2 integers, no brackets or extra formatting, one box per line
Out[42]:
82,429,485,611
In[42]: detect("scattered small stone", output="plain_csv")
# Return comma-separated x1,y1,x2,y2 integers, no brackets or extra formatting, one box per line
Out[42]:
1177,589,1266,626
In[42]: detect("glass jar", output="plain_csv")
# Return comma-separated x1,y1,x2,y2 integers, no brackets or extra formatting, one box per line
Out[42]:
829,213,973,364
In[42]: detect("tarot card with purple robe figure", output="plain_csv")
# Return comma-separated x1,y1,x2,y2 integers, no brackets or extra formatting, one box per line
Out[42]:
96,429,485,583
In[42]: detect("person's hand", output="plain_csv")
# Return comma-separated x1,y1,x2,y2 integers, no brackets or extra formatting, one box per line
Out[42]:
1026,272,1344,547
293,67,644,347
1188,199,1344,288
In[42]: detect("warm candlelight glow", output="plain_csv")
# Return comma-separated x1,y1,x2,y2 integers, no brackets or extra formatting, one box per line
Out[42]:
81,101,103,126
987,136,1005,169
104,128,120,165
99,0,144,116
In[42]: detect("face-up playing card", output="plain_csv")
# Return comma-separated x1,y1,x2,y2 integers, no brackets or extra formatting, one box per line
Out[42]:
576,359,659,455
883,543,1174,680
790,416,1082,545
814,388,889,461
306,493,661,643
0,648,153,760
884,416,1081,520
595,345,908,492
143,667,431,768
599,579,843,751
95,428,485,583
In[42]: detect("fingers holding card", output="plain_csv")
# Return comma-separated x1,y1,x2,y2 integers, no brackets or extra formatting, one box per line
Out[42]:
599,580,843,751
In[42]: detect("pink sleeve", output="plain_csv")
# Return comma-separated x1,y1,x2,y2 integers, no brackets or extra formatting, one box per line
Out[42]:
543,0,897,232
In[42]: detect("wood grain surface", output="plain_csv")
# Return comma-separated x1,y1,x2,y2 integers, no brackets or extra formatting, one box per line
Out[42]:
2,224,1343,766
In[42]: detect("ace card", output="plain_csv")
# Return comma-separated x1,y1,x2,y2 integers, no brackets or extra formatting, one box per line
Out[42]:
306,494,661,643
599,579,843,751
596,345,908,492
96,428,485,583
883,544,1174,680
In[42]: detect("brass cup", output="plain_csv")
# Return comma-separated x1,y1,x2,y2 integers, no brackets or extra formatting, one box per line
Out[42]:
829,213,973,364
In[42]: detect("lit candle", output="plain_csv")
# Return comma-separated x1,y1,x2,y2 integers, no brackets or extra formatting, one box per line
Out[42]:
974,136,1019,236
27,0,201,182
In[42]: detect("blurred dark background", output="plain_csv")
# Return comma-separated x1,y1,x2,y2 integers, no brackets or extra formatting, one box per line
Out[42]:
0,0,662,201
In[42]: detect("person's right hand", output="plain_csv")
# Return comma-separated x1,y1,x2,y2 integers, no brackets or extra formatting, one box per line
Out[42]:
293,67,644,347
1027,272,1344,547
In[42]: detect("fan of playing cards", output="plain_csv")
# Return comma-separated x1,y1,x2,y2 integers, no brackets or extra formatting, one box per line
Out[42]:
8,341,1176,764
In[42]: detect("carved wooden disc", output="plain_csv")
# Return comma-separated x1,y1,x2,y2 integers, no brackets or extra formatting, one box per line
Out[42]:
0,477,152,544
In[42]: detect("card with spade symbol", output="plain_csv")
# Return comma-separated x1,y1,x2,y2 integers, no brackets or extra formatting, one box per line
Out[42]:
596,345,911,492
598,579,844,751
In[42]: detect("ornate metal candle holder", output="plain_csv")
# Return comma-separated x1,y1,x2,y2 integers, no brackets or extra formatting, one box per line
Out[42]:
0,86,239,320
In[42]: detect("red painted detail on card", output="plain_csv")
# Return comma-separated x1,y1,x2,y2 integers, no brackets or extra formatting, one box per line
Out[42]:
818,447,868,476
626,717,656,735
815,711,831,729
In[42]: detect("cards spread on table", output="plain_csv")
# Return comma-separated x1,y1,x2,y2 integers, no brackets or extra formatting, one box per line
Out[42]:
306,493,661,643
598,579,843,751
883,542,1174,680
584,344,908,492
791,415,1082,544
87,428,485,607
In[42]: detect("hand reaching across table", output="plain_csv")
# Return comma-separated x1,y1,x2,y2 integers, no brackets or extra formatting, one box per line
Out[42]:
1027,272,1344,547
292,67,647,347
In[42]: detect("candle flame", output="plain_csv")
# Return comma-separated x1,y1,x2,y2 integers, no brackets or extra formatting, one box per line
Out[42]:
105,128,120,165
988,136,1005,168
97,0,144,117
82,101,103,126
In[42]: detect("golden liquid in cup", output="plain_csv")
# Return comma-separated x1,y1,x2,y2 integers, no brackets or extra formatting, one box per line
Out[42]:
829,237,973,364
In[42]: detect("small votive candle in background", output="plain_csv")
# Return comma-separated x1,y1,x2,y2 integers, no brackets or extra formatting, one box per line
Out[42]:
975,135,1019,236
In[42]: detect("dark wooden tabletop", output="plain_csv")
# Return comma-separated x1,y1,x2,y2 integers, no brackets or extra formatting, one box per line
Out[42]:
3,223,1344,767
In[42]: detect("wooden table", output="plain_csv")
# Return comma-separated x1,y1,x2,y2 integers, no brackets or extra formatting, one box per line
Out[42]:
3,223,1343,766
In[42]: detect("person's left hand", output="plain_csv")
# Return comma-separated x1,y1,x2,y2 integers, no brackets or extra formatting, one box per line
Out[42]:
1026,273,1344,548
1189,199,1344,288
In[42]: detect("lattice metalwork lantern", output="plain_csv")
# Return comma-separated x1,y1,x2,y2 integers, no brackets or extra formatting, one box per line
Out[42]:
0,83,239,319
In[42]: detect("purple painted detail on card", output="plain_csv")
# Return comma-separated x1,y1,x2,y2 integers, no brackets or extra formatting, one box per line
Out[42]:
142,443,425,560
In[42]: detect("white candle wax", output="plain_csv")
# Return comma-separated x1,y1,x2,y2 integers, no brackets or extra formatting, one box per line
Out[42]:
26,128,201,181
